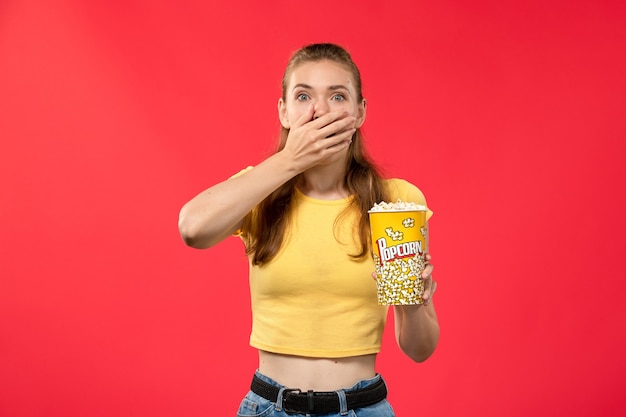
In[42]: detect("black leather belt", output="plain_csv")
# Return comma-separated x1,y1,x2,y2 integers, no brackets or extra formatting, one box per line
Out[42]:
250,374,388,414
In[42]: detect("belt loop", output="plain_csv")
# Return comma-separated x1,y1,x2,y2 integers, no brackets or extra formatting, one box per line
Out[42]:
307,390,315,413
335,389,348,415
275,387,286,412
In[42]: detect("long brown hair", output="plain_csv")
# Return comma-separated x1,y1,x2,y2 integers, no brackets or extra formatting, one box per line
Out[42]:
243,43,389,265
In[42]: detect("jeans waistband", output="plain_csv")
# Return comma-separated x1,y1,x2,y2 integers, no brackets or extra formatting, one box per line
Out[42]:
250,373,387,415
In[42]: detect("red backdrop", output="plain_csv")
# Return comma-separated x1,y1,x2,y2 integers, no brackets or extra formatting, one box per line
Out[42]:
2,1,625,416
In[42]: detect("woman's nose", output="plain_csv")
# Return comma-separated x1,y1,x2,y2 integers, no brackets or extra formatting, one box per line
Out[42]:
313,101,329,119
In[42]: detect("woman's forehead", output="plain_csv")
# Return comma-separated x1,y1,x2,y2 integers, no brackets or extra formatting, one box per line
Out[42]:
287,60,354,89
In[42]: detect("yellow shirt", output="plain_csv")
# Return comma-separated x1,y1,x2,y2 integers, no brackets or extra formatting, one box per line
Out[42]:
243,178,431,358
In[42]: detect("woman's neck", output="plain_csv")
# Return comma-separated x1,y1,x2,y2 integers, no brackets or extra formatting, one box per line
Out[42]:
298,163,349,200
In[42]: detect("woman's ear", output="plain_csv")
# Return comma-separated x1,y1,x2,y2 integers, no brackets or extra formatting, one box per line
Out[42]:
278,98,290,129
355,99,367,128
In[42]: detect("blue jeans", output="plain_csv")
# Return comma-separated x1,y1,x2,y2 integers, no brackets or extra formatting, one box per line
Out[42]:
236,371,396,417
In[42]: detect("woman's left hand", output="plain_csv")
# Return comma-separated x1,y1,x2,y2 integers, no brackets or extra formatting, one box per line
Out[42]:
421,253,437,306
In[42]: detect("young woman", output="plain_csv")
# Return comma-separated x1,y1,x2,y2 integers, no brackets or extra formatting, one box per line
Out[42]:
178,43,439,416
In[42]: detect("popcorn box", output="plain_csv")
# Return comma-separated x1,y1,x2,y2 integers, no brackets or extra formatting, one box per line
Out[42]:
368,201,429,305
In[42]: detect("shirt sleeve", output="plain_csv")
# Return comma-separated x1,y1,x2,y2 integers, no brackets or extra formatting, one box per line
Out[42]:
229,166,254,179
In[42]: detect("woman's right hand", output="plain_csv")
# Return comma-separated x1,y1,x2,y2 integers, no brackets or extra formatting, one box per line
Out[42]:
179,106,356,250
281,104,356,173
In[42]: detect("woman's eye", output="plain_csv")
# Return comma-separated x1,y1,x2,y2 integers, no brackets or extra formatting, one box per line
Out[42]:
331,94,345,101
297,93,309,101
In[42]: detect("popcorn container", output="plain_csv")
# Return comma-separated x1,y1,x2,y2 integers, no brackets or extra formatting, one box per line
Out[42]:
368,202,429,305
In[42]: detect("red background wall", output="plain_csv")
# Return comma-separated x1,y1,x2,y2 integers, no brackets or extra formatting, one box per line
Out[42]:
1,1,625,416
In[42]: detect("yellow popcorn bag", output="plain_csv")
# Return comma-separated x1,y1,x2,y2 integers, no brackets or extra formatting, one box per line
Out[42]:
368,201,429,305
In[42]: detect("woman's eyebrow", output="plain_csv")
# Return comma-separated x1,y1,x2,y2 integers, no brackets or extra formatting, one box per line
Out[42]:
292,83,312,91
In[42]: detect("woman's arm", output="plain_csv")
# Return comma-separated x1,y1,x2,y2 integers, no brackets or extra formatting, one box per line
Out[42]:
393,253,440,362
178,152,298,249
178,107,356,249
